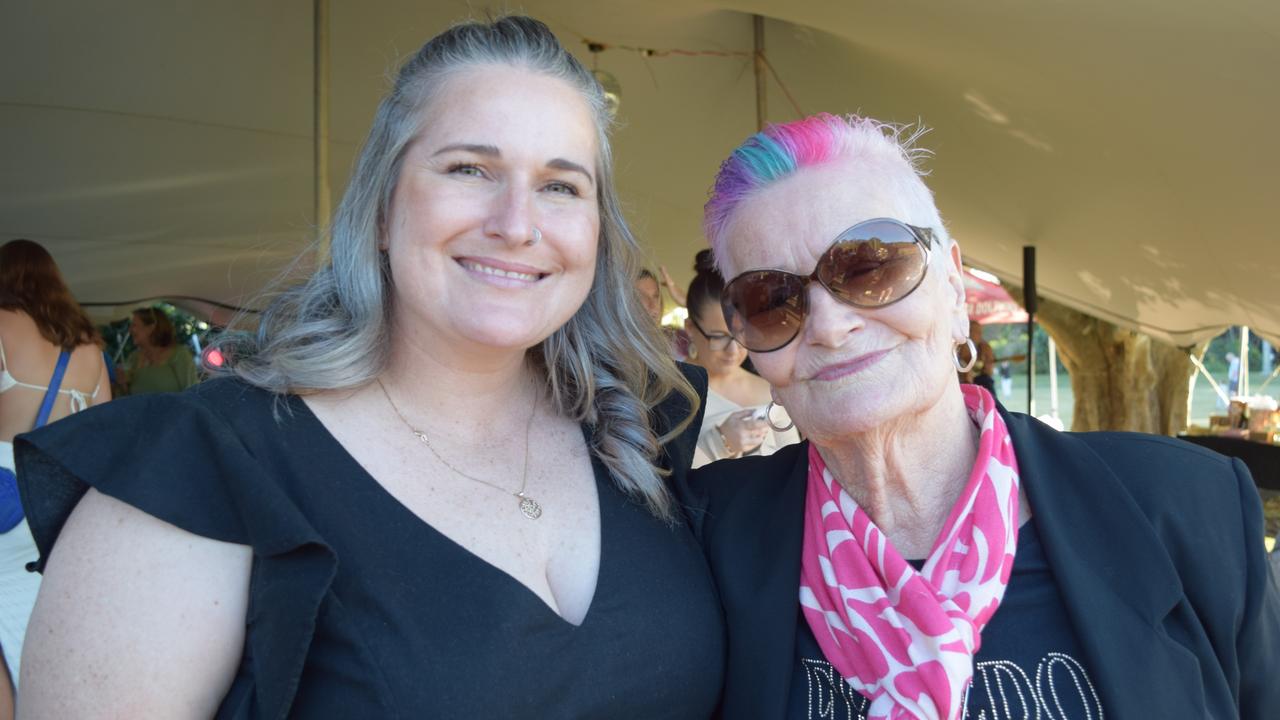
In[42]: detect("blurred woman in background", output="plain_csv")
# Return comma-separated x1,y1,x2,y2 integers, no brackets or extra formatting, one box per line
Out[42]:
120,307,198,395
685,249,799,467
0,238,110,717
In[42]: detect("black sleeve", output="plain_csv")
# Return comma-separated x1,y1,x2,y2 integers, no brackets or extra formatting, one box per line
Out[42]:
1231,457,1280,718
658,363,709,516
663,362,709,463
16,390,259,568
15,382,341,720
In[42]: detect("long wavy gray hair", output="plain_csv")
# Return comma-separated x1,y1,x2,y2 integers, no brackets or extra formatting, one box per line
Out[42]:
219,16,697,520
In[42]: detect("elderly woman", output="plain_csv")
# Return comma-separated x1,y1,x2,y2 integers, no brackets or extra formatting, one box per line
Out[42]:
14,17,722,718
687,114,1280,720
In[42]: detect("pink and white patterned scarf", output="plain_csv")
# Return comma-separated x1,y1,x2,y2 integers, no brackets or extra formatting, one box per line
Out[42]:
798,385,1020,720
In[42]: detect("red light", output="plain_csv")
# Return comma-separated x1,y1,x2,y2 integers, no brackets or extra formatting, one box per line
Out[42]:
203,348,225,368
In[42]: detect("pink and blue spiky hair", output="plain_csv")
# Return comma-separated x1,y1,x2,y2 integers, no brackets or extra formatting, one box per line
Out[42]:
703,113,929,259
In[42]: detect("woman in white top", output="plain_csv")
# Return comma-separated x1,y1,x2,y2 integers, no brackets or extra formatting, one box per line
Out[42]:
685,249,799,467
0,239,110,715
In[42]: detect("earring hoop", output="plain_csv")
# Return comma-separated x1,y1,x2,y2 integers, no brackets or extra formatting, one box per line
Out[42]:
528,227,542,245
953,338,978,373
765,401,794,432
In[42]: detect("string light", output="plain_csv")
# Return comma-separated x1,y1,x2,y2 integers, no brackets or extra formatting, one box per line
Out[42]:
587,42,622,116
583,38,753,59
580,37,805,118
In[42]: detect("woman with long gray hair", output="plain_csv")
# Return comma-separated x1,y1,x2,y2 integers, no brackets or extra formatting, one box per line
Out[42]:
14,16,724,717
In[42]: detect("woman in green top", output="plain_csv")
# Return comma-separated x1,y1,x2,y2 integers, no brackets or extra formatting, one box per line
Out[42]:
122,308,198,395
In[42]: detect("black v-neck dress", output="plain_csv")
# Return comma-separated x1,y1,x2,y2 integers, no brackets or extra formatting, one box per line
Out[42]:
17,372,726,719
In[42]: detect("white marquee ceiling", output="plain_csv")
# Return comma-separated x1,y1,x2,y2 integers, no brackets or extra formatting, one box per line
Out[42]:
2,1,1277,345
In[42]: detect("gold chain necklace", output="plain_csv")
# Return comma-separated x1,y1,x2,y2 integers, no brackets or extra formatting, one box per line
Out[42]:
375,377,543,520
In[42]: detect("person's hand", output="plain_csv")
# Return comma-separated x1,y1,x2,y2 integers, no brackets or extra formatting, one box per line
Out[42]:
658,265,687,307
718,409,769,457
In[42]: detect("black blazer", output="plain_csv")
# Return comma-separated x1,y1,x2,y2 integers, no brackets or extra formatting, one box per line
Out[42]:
684,408,1280,719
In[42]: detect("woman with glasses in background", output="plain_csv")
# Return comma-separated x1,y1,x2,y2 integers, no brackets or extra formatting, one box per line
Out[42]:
684,113,1279,719
684,249,798,468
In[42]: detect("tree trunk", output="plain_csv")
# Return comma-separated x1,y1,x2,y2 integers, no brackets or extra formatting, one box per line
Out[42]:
1001,282,1203,434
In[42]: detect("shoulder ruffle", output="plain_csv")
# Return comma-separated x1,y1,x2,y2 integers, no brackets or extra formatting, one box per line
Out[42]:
16,378,336,720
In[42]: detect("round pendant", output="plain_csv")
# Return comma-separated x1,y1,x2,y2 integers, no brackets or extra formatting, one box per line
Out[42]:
518,495,543,520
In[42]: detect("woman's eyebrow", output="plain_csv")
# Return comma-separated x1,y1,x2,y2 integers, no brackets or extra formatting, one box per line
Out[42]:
547,158,595,187
431,144,594,186
432,142,500,157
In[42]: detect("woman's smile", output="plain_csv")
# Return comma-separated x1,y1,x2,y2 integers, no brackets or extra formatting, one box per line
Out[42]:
807,347,893,382
455,256,549,287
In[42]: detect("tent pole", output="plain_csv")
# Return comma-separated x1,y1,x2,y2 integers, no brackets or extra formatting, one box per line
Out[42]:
1189,352,1230,405
1187,344,1207,422
314,0,332,247
1257,363,1280,393
1023,246,1036,416
1048,336,1058,419
1027,319,1035,415
753,15,766,132
1239,326,1250,396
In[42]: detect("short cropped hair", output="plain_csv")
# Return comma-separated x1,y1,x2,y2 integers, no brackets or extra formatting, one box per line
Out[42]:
703,113,948,265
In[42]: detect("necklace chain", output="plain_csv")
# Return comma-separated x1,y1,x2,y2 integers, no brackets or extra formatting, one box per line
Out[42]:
375,377,543,519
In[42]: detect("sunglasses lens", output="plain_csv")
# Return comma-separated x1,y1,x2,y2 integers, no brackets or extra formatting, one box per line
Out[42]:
720,220,930,352
721,271,808,352
818,220,928,307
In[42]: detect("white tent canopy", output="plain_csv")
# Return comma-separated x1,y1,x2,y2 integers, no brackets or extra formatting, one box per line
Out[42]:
3,1,1277,345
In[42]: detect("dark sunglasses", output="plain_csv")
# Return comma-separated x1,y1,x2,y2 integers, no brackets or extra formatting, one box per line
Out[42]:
720,218,936,352
688,315,738,352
